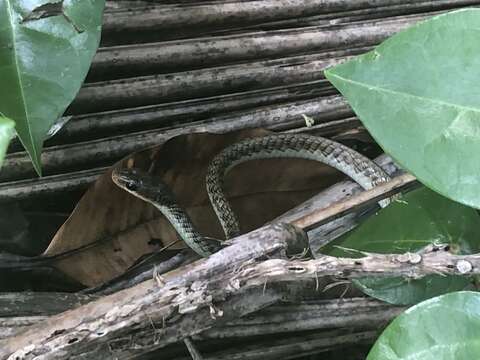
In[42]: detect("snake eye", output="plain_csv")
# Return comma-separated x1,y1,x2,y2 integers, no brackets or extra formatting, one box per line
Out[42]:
125,181,138,191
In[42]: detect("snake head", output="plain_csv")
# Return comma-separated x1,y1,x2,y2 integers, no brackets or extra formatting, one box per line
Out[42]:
112,168,177,205
112,168,142,192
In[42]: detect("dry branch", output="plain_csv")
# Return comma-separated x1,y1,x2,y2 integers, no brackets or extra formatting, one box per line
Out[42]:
293,173,418,231
86,251,197,296
0,223,308,359
0,297,403,341
170,330,378,360
0,317,47,342
2,216,475,359
198,297,404,340
235,244,479,284
0,293,95,340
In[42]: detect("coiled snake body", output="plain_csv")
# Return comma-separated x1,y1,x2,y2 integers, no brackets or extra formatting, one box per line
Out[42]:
112,134,391,257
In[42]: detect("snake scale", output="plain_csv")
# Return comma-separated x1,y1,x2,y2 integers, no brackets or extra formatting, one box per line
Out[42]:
112,134,391,257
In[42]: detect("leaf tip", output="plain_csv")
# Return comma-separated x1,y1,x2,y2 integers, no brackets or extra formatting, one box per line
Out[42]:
32,158,43,177
324,66,340,86
29,147,43,176
22,139,43,177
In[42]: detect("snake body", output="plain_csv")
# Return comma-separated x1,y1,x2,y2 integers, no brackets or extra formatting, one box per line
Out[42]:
112,134,391,257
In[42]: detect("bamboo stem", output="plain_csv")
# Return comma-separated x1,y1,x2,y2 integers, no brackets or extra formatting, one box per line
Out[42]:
100,0,479,45
73,53,346,114
54,86,341,143
92,17,414,79
1,95,349,182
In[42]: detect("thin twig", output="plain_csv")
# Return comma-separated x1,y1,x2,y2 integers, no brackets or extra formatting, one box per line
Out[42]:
292,173,418,231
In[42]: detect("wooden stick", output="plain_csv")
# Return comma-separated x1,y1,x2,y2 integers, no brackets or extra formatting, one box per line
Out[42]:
292,173,418,231
3,241,477,358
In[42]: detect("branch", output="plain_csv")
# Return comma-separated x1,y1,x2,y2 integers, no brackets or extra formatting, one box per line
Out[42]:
198,297,404,340
2,237,476,358
0,223,309,359
0,297,403,342
235,244,478,285
292,173,418,230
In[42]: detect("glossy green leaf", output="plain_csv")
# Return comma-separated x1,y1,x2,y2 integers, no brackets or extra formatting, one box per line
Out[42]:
325,188,480,305
0,116,15,168
325,9,480,208
368,291,480,360
0,0,105,174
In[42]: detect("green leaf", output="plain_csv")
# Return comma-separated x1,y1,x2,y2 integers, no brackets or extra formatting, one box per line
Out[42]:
367,291,480,360
324,188,480,305
0,116,15,168
0,0,105,174
325,9,480,209
354,276,471,306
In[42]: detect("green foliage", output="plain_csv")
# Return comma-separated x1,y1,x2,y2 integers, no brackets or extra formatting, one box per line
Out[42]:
0,116,14,168
325,188,480,304
325,9,480,209
368,291,480,360
324,8,480,356
0,0,105,174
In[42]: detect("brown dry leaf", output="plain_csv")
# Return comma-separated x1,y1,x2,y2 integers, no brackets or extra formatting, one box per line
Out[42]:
45,129,344,286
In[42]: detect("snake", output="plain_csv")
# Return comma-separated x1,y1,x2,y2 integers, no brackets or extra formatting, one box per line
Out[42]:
112,133,391,257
